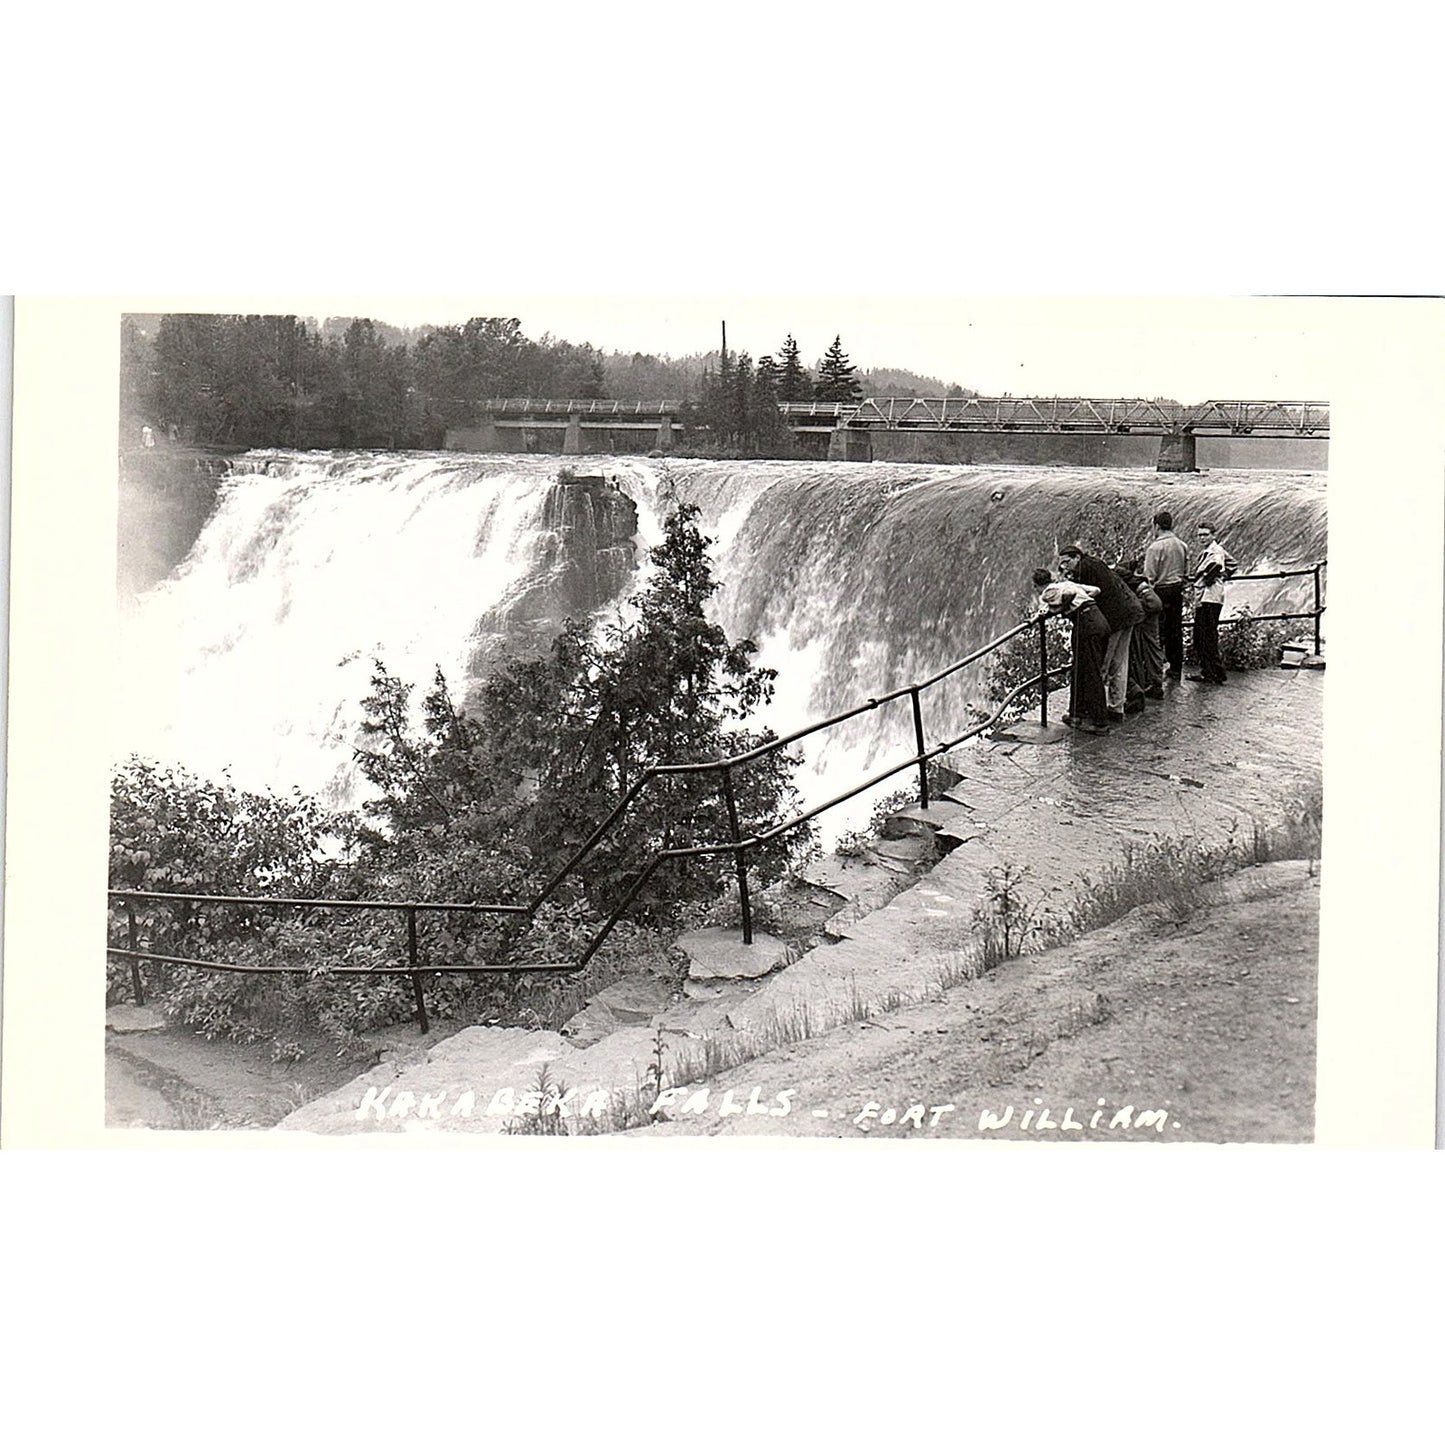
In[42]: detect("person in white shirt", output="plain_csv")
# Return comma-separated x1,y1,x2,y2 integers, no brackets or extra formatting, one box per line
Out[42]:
1142,510,1188,680
1187,523,1238,684
1032,569,1111,733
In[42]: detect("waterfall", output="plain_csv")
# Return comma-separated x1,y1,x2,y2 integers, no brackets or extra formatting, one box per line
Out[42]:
116,451,1327,831
115,451,638,807
666,460,1327,810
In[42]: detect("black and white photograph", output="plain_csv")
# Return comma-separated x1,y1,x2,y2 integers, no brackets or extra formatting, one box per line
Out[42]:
86,299,1329,1141
5,13,1444,1436
4,293,1439,1158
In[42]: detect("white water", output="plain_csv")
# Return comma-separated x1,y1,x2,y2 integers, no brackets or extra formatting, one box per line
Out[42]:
118,452,579,806
117,451,1327,839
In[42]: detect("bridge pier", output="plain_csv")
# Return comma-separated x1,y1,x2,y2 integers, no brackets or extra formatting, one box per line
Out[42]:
655,414,673,452
827,426,873,463
564,413,584,456
1158,431,1198,472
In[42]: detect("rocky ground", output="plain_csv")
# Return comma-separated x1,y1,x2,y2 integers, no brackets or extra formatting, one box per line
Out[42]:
106,861,1318,1143
106,669,1324,1141
644,861,1318,1143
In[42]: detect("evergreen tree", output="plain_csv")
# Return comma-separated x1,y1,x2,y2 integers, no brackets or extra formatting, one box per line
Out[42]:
776,334,811,402
355,506,811,917
696,350,736,442
746,354,790,455
815,335,862,404
731,351,755,444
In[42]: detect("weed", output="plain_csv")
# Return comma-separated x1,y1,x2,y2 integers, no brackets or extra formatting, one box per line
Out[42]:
171,1089,228,1131
972,862,1061,966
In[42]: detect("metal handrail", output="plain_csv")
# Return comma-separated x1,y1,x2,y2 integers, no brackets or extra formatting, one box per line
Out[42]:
109,560,1325,1031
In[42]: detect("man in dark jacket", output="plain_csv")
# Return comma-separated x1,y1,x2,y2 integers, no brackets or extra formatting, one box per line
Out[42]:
1058,544,1145,722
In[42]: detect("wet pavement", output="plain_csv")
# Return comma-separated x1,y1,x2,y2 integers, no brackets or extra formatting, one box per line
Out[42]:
276,667,1323,1137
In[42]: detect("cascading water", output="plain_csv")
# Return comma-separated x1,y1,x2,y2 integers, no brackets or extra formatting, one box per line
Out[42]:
116,451,640,807
116,451,1327,836
665,460,1327,819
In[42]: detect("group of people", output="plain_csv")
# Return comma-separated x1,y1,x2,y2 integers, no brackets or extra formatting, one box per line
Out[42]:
1031,511,1238,736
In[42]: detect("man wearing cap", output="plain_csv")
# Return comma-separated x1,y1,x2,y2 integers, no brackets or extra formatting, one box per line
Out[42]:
1142,510,1188,681
1057,544,1145,723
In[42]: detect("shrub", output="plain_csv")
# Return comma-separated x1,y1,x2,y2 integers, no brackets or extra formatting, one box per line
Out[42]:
1217,606,1303,671
107,760,419,1055
984,616,1069,721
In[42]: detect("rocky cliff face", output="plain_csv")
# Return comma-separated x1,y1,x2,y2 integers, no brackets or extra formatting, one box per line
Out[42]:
468,474,640,669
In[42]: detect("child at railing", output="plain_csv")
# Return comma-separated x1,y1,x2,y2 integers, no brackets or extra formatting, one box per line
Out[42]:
1032,569,1111,735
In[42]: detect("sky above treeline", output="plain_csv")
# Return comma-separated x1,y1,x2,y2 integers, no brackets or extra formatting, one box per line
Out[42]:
223,293,1347,404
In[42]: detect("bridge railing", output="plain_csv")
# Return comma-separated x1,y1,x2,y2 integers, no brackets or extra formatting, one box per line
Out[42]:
107,562,1325,1033
479,398,685,417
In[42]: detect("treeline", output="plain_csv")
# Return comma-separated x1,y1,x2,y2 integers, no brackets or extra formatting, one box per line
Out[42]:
121,313,975,453
122,314,609,450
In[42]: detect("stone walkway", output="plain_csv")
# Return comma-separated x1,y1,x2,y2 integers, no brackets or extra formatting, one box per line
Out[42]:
276,668,1323,1137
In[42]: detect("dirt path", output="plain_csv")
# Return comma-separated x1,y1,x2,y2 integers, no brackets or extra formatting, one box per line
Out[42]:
105,1028,386,1130
646,861,1318,1144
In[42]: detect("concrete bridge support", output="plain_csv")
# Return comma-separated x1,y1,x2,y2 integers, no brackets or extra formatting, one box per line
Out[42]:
1158,431,1198,472
655,415,674,452
564,413,584,456
827,426,873,462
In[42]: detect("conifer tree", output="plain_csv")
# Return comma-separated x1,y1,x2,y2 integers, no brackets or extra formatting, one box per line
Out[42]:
355,506,809,916
776,335,812,403
815,335,862,404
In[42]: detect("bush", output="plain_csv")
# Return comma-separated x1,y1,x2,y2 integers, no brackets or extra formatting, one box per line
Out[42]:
108,760,412,1055
1217,606,1302,671
108,764,681,1055
984,616,1069,720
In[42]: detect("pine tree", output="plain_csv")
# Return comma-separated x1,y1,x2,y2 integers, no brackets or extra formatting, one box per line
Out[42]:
815,335,862,404
776,334,812,403
355,507,810,917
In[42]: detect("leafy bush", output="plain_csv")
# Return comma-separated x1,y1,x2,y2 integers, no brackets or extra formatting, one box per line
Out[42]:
108,761,409,1055
1217,606,1303,671
984,616,1069,720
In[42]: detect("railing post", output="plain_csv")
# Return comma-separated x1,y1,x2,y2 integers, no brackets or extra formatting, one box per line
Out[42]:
1313,564,1322,656
125,901,146,1006
909,686,930,810
1037,615,1049,727
406,906,429,1034
721,767,753,945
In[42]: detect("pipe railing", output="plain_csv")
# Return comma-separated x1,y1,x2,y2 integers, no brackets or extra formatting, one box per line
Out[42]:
108,561,1325,1032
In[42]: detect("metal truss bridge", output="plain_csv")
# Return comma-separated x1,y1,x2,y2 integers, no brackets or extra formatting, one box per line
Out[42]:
475,396,1329,438
780,398,1329,437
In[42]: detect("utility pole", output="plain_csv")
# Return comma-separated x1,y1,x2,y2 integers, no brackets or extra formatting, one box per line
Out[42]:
721,320,727,363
